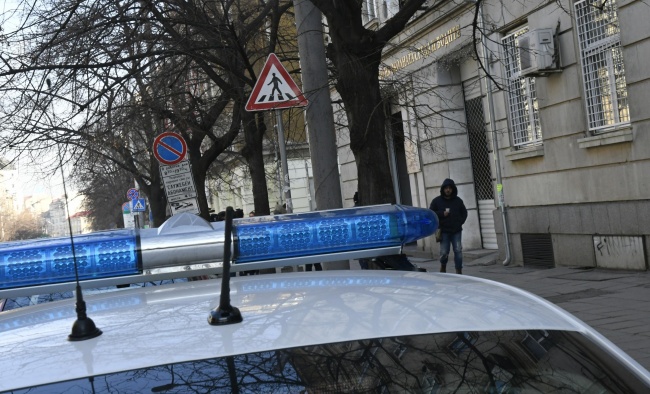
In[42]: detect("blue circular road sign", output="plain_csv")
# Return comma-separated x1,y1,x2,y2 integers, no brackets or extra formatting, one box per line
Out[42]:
153,132,188,166
126,188,139,200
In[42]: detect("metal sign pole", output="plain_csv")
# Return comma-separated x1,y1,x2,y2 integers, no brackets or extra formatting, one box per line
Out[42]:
275,109,292,213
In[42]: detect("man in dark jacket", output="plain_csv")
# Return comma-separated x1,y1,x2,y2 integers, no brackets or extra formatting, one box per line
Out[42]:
429,178,468,274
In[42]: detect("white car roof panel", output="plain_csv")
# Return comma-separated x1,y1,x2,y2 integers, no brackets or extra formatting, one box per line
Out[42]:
0,271,606,392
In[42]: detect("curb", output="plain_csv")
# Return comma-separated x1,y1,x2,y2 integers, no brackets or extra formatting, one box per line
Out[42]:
465,252,499,267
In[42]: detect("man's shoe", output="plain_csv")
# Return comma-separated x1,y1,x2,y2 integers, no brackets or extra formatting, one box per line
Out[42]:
455,268,462,275
440,265,446,273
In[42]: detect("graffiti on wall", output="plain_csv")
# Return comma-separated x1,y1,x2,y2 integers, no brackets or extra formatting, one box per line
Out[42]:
593,235,646,270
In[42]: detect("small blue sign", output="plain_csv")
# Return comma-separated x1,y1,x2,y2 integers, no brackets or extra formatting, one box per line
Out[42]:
127,188,139,200
132,198,147,212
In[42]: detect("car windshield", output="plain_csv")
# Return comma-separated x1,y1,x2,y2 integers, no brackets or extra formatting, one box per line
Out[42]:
9,330,648,393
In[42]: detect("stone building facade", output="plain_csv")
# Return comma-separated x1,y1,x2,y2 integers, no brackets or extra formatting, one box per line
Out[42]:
335,0,650,269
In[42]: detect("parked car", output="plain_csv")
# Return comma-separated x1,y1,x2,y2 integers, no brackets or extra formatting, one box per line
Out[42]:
2,269,650,393
1,206,649,392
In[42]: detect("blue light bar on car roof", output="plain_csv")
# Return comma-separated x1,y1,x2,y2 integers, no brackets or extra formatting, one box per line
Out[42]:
234,204,437,263
0,230,139,290
0,205,437,294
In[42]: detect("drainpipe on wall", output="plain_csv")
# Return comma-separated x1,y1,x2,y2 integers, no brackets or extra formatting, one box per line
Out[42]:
479,2,511,266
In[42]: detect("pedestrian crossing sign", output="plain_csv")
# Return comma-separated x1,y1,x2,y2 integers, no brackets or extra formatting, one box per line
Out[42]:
132,198,146,212
245,53,308,111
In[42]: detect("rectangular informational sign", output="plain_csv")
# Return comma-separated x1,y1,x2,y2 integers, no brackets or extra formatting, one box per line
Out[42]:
169,197,200,215
160,160,191,177
160,160,198,203
123,213,135,229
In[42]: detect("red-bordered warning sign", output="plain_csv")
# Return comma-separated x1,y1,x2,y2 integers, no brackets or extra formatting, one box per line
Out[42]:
153,132,187,166
245,53,308,111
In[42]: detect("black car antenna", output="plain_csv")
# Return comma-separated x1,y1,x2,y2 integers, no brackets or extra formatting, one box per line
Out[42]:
64,166,102,341
46,78,102,341
208,206,243,325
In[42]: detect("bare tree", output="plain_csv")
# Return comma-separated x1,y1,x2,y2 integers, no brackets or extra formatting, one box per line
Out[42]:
0,0,295,224
7,210,47,240
72,149,136,230
2,0,496,219
305,0,430,205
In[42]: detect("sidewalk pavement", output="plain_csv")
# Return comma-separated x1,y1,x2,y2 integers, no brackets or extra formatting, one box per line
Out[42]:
404,249,650,371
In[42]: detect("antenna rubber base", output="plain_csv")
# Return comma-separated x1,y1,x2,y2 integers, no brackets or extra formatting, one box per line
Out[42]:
208,306,243,326
68,318,103,341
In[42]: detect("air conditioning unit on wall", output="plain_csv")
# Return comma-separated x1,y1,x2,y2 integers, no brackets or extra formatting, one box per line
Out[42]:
517,28,559,77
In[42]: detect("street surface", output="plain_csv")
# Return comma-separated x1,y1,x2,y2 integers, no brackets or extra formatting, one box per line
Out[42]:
403,251,650,371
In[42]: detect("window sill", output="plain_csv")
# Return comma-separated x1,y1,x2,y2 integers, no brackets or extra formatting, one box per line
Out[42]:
577,127,633,149
505,145,544,161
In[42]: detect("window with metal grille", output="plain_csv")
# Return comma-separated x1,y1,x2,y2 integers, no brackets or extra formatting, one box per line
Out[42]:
464,96,494,201
502,27,543,148
575,0,629,132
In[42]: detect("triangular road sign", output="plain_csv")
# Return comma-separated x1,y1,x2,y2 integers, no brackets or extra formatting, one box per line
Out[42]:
246,53,308,111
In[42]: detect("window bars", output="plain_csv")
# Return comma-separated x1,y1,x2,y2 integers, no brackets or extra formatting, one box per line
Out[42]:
502,27,543,148
575,0,629,132
464,96,495,201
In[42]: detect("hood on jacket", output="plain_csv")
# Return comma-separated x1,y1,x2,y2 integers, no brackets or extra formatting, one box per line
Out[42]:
439,178,458,197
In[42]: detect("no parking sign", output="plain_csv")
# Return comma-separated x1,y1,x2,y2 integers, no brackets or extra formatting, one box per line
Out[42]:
126,188,139,201
153,132,199,215
153,132,187,165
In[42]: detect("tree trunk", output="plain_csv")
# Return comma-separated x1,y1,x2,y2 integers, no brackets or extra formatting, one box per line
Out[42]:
334,50,395,206
148,179,169,227
308,0,429,206
193,166,209,221
184,138,210,221
241,110,271,216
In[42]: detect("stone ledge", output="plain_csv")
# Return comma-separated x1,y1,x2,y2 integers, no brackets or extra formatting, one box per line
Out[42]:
577,127,633,149
505,144,544,161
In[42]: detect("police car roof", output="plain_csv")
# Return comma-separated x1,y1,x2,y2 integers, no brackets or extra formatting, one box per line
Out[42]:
0,270,641,392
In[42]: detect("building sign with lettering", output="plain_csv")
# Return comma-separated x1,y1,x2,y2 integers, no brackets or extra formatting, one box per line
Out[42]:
380,25,462,79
